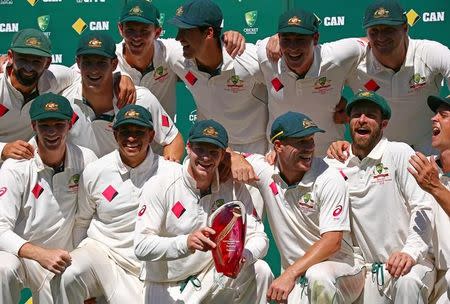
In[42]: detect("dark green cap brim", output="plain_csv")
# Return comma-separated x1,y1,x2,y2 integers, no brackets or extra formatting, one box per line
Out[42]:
189,137,226,149
76,49,116,58
120,16,157,25
364,19,405,28
31,112,72,121
273,127,325,142
428,95,450,113
11,46,51,57
113,119,153,129
168,17,198,29
278,27,316,35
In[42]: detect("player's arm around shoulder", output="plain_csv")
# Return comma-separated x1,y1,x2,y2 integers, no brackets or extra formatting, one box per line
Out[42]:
47,64,81,94
414,39,450,77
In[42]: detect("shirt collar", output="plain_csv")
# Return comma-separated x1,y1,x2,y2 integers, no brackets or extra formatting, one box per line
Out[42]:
348,137,388,163
182,157,220,195
114,147,156,175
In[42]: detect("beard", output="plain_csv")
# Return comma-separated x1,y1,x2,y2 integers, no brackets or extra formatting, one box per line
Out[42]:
351,125,383,156
13,68,40,87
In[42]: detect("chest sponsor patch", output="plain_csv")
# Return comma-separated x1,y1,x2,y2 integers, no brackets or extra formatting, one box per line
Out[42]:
185,71,197,86
364,79,380,92
68,174,80,192
138,205,147,216
153,66,169,82
409,73,427,90
0,187,7,197
297,192,317,213
102,185,118,202
371,163,392,184
225,75,245,93
271,77,284,92
171,201,186,218
32,183,44,199
0,104,9,117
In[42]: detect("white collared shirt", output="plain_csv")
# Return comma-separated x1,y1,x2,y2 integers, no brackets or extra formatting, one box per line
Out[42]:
0,64,80,162
326,138,434,263
248,154,354,269
164,39,268,150
257,38,366,156
134,158,268,282
73,148,178,276
0,142,97,254
347,38,450,153
116,40,178,119
62,81,178,157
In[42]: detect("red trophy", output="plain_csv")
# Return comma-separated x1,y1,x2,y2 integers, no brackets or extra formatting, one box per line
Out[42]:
208,201,247,278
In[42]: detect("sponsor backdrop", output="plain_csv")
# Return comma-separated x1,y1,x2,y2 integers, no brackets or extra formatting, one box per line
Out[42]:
0,1,448,303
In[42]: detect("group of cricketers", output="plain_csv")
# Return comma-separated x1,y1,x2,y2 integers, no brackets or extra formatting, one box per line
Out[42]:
0,0,449,303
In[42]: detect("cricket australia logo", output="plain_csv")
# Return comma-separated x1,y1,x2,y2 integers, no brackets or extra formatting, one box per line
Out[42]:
153,66,169,82
225,75,245,93
37,15,50,32
298,192,317,213
372,163,392,184
408,73,427,90
68,174,80,192
313,76,333,94
244,10,258,35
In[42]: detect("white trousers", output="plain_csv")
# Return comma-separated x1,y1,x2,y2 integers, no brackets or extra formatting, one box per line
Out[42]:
50,239,143,304
0,251,54,304
357,258,436,304
287,260,366,304
429,269,450,304
144,259,273,304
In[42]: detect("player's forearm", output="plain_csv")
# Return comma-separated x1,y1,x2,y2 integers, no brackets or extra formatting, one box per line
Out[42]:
284,232,343,280
163,133,184,162
134,234,190,261
429,183,450,217
402,205,433,261
18,242,45,261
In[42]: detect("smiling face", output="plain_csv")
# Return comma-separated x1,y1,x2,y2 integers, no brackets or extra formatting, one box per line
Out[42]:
431,104,450,152
175,27,210,59
275,135,315,183
349,101,388,158
32,119,71,151
77,54,117,92
279,32,318,76
114,124,154,168
119,21,160,57
8,50,51,87
187,142,225,184
366,24,407,56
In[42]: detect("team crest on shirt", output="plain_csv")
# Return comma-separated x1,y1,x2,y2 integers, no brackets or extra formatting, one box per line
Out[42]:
211,199,225,213
225,75,245,93
297,192,317,213
153,66,169,82
372,163,392,184
313,76,333,94
68,174,80,192
408,73,427,91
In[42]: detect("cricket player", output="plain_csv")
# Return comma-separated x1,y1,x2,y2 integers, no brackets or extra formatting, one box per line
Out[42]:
245,111,365,303
257,9,366,156
166,0,268,155
134,119,273,304
50,104,179,303
346,0,450,153
326,91,435,303
408,95,450,303
62,31,184,160
0,28,80,165
0,93,97,303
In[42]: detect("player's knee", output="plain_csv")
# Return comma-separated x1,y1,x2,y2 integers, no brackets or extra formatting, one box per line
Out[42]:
305,263,334,284
57,263,83,289
254,260,274,284
0,253,21,281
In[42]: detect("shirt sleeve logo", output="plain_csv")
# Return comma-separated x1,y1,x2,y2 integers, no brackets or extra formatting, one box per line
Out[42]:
0,187,7,197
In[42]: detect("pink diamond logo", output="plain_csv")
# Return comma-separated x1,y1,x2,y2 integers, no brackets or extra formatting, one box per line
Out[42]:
271,78,284,92
185,71,197,86
161,114,170,127
269,181,278,195
32,183,44,199
364,79,380,91
0,104,9,117
171,201,186,218
102,185,118,202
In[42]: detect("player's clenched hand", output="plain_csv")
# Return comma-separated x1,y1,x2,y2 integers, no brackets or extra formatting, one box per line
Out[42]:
408,153,441,194
35,248,72,275
266,34,282,63
386,251,415,278
267,271,296,303
1,140,34,161
222,31,246,58
187,227,216,252
114,74,136,108
326,141,350,162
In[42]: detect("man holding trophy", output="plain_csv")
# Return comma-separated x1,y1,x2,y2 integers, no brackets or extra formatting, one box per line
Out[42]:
134,119,273,304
